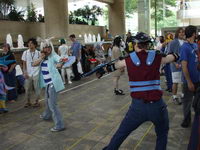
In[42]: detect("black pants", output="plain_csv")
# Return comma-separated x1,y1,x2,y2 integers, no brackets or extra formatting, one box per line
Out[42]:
182,82,200,123
72,60,81,80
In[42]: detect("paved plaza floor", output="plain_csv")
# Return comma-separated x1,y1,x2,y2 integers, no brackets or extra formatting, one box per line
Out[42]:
0,73,192,150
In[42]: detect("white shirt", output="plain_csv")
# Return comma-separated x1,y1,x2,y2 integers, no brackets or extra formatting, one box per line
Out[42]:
21,49,40,77
178,39,184,46
15,65,23,76
41,60,52,85
58,44,69,58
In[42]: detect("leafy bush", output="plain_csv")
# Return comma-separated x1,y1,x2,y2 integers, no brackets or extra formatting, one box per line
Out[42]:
0,0,15,19
69,5,103,25
8,6,25,21
26,3,37,22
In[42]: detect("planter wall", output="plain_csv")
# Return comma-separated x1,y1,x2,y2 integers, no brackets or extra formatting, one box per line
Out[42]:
0,20,105,43
0,20,45,43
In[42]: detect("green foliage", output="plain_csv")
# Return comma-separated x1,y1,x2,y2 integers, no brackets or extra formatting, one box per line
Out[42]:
125,0,137,14
26,3,37,22
125,0,176,21
151,12,178,31
0,0,15,19
69,5,103,25
151,0,176,22
8,6,25,21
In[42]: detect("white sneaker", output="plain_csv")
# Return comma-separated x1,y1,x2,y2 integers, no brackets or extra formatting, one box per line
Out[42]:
39,115,43,119
50,127,65,132
68,81,72,84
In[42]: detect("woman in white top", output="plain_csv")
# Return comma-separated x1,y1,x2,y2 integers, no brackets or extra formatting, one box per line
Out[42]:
58,39,72,84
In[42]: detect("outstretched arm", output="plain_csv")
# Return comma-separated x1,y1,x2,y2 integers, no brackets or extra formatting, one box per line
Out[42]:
161,53,179,64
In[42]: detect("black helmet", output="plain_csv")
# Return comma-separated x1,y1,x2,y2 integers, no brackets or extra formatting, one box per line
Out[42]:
132,32,151,43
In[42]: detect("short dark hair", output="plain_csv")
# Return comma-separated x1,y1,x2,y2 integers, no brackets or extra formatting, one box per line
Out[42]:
60,39,66,45
185,25,197,39
137,42,149,50
175,27,184,38
159,36,165,43
197,35,200,41
69,34,76,38
3,43,11,51
27,38,38,46
113,36,121,48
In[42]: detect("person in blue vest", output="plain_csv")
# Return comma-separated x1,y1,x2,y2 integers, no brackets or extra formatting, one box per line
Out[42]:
102,32,179,150
33,38,65,132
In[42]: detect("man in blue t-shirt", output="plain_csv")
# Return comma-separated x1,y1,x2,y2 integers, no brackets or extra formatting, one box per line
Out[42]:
180,25,200,128
69,34,82,81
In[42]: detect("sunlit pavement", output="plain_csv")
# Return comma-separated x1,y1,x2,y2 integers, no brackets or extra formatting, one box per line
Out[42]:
0,73,191,150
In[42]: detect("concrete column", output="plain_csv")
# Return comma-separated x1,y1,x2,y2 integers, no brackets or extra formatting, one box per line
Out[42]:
43,0,68,38
138,0,151,34
108,0,126,37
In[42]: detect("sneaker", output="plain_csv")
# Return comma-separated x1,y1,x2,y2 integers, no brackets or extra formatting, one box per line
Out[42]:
173,98,182,105
39,115,44,119
165,88,172,92
181,121,191,128
68,81,72,84
114,89,125,95
40,115,52,121
50,127,65,132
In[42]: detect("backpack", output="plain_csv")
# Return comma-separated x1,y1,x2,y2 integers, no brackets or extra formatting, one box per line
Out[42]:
193,86,200,115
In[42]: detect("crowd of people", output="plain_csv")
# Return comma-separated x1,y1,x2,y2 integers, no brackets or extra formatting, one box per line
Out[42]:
0,33,127,112
0,25,199,149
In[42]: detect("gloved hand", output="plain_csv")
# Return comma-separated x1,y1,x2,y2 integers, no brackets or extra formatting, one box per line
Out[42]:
119,56,124,60
168,52,180,62
106,63,116,72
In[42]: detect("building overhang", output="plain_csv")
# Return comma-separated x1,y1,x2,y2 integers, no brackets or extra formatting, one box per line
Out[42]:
95,0,114,4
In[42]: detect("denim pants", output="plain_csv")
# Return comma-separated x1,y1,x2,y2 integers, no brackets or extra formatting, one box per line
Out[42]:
182,83,200,124
187,114,200,150
104,99,169,150
164,63,172,90
42,84,64,130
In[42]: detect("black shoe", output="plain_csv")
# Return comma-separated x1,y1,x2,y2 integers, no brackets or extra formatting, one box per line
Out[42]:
181,120,191,128
72,77,81,81
114,89,125,95
173,98,182,105
165,88,172,92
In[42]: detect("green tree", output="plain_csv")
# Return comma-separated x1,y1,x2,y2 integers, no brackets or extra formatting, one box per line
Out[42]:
69,5,103,25
125,0,176,20
26,3,37,22
0,0,15,19
8,6,25,21
151,0,176,22
125,0,137,14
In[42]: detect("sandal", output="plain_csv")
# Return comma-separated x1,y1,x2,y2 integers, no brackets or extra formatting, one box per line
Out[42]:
24,102,32,108
32,102,40,108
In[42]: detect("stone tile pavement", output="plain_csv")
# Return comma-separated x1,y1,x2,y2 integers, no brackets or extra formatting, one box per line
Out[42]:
0,74,193,150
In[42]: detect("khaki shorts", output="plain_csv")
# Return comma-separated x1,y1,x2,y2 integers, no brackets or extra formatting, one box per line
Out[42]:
172,72,182,83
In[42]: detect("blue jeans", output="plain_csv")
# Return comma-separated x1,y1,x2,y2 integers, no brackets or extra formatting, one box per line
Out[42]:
164,64,172,90
42,84,64,130
103,99,169,150
187,114,200,150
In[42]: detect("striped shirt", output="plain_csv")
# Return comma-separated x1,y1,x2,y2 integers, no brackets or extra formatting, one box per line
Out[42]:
41,60,52,85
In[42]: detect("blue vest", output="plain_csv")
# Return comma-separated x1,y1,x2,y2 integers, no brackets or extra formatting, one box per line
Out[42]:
129,50,161,92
